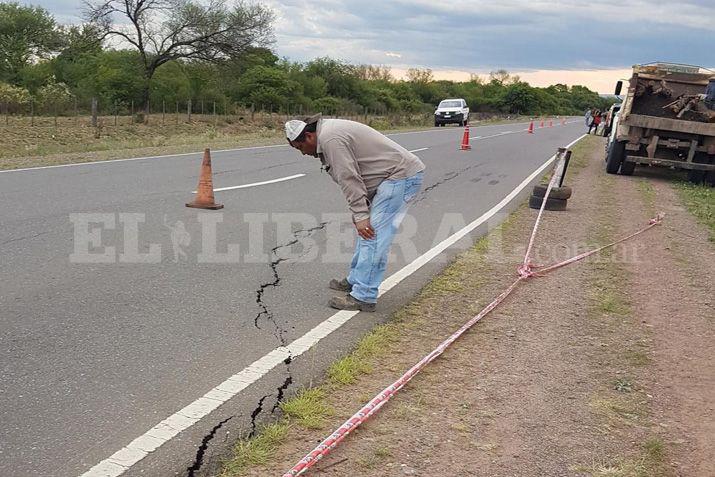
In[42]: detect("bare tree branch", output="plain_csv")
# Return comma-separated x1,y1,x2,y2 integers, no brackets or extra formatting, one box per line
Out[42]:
83,0,273,110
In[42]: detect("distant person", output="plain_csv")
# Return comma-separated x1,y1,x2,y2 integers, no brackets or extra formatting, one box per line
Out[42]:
705,77,715,110
584,109,592,128
285,115,425,311
597,111,607,135
589,110,601,134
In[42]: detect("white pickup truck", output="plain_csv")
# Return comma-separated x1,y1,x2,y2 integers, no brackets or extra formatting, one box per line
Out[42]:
434,98,470,127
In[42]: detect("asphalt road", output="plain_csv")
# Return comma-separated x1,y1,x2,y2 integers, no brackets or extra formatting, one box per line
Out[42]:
0,119,584,476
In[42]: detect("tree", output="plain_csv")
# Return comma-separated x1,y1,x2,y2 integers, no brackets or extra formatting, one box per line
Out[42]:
0,3,63,83
502,82,537,114
406,68,433,84
84,0,274,112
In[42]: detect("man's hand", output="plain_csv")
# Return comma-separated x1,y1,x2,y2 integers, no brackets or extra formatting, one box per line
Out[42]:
355,218,375,240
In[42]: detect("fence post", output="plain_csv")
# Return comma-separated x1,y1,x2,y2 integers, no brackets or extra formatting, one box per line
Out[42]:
176,101,179,124
30,100,35,126
91,98,97,128
201,100,204,116
74,98,78,125
213,101,217,126
114,102,118,126
4,102,8,125
162,99,165,125
187,99,192,122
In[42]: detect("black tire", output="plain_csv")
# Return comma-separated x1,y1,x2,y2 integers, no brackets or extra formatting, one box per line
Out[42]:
620,160,636,175
705,170,715,187
531,184,573,200
688,153,712,185
687,169,706,184
528,195,568,211
606,140,625,174
434,122,439,127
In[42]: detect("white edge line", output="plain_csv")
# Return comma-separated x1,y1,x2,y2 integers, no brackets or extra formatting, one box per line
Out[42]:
408,147,429,153
80,133,587,477
194,173,306,193
0,144,289,174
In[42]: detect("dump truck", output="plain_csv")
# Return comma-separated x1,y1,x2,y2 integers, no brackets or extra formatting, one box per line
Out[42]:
605,62,715,185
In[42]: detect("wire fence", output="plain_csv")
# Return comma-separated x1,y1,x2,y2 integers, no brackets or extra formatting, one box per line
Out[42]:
0,98,516,129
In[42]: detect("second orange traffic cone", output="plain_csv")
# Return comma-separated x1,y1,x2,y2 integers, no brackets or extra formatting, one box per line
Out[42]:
527,121,534,134
539,119,545,128
186,148,224,210
460,124,471,150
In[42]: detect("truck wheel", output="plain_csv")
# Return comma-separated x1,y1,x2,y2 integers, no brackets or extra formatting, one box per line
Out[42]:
688,154,712,184
688,169,706,184
706,171,715,187
620,160,636,175
531,184,573,200
606,140,626,174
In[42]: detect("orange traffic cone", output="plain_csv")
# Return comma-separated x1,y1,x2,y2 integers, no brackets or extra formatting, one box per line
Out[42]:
549,119,553,127
539,119,545,128
186,148,224,210
460,124,471,150
527,121,534,134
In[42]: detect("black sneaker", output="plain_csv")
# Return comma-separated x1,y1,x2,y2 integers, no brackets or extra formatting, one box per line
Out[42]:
328,294,376,312
328,278,352,292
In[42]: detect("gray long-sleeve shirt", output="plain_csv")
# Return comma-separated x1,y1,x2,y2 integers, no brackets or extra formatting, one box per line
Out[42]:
316,119,425,222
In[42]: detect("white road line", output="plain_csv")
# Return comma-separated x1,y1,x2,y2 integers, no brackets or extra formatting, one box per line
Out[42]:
79,133,587,477
195,149,427,193
0,144,290,174
194,173,306,193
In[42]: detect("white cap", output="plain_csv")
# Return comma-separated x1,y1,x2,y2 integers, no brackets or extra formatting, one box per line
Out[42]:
285,120,307,141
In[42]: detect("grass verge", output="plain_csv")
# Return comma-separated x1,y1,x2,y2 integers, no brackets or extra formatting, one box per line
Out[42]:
674,182,715,242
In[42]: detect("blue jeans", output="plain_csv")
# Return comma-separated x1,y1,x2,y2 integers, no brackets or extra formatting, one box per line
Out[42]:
348,172,424,303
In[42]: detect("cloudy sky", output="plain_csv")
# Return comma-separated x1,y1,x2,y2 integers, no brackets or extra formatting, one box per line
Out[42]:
36,0,715,93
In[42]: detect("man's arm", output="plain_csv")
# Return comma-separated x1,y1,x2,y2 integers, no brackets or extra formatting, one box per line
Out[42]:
321,138,375,239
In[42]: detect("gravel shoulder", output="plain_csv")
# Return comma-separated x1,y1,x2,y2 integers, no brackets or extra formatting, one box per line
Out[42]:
217,136,713,477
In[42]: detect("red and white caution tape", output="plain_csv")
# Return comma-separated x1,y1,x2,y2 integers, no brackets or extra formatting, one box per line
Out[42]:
283,152,663,477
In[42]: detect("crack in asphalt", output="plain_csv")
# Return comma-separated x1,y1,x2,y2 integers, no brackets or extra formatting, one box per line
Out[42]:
249,223,328,439
414,163,484,203
253,222,329,345
0,230,51,247
250,394,270,438
272,374,293,413
186,415,234,477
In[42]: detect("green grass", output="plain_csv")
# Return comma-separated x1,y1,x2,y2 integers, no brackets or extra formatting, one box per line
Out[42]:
674,181,715,242
279,387,334,429
221,422,289,476
327,323,398,385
